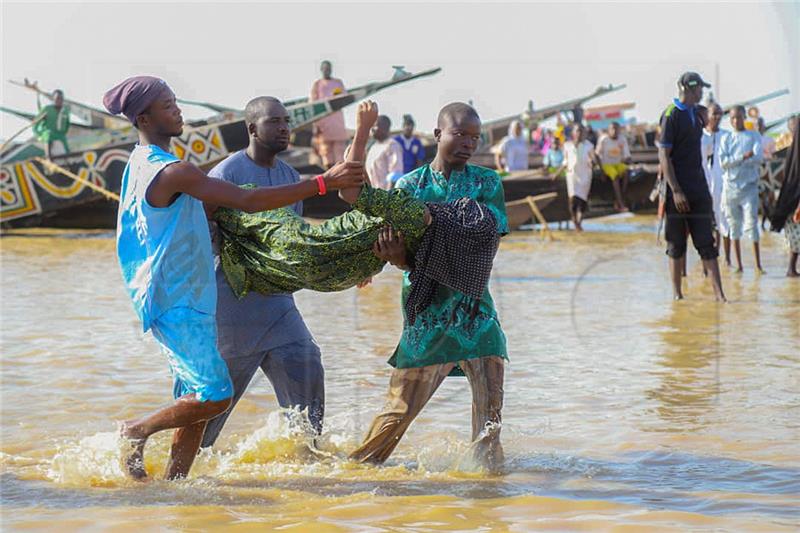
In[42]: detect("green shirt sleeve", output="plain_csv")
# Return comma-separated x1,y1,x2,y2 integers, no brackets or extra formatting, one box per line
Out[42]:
482,170,509,235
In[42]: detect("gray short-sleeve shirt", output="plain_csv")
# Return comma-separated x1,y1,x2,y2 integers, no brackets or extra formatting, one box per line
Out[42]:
209,150,314,358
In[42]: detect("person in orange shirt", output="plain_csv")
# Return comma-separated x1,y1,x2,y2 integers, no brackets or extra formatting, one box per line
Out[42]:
310,60,350,168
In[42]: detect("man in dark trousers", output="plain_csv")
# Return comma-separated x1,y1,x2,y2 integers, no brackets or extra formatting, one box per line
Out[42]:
658,72,726,301
201,96,327,449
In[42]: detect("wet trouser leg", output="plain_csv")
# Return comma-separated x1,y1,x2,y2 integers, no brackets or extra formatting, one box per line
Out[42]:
262,339,325,434
461,356,505,470
350,356,505,468
349,362,455,464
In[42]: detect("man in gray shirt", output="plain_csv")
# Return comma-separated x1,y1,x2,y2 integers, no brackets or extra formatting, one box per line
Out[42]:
202,96,326,447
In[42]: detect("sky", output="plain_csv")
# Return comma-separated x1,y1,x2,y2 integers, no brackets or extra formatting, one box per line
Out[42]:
1,1,798,140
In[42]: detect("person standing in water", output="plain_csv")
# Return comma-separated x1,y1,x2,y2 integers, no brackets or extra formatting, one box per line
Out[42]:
658,72,726,301
558,123,598,232
350,102,509,472
769,117,800,277
720,105,765,273
103,76,364,481
200,96,328,450
701,102,731,265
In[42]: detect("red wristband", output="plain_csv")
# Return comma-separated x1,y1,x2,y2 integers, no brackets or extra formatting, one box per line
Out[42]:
315,174,326,195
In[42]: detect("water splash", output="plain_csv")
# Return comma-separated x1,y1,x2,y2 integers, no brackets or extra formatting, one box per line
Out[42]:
47,431,132,487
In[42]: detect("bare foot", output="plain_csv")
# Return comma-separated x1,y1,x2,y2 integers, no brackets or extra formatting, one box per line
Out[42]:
673,293,684,301
787,270,799,278
120,421,148,481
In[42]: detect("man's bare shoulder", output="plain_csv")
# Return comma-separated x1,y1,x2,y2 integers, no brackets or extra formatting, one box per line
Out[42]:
158,160,203,184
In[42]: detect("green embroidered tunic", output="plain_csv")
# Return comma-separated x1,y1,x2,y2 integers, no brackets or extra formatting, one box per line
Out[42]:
214,186,428,296
390,164,509,374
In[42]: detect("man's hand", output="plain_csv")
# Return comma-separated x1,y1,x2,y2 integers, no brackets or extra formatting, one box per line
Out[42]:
373,226,408,269
743,150,754,160
356,100,379,132
323,161,366,191
673,190,690,213
356,277,373,288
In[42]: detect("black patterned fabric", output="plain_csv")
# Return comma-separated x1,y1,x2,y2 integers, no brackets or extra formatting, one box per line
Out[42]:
406,198,499,325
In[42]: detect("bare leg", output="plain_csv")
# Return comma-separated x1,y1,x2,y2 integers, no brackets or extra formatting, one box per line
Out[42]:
704,234,716,278
787,252,799,277
733,239,743,272
702,258,727,302
120,394,230,480
681,254,687,277
165,421,207,480
612,179,627,211
669,257,684,300
723,235,731,267
753,242,765,273
571,211,583,232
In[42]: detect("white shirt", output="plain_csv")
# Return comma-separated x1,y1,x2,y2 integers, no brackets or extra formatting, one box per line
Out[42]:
595,134,630,165
498,136,530,171
701,128,728,201
564,140,594,200
366,138,404,190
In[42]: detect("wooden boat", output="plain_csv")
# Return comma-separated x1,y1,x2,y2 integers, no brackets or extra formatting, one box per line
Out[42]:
480,84,626,147
1,67,442,228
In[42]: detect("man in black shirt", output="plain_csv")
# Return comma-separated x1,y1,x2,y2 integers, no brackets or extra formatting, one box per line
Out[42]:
658,72,726,301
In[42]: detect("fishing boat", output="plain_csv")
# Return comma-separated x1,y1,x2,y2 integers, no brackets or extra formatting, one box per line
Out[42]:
1,67,442,228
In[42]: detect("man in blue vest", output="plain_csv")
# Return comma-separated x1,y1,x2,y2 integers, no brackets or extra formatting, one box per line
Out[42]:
103,76,364,481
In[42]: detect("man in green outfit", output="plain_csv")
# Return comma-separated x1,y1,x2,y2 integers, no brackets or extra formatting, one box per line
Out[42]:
349,102,508,471
33,89,71,159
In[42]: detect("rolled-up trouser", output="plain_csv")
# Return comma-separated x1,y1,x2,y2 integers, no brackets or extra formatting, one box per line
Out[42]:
725,184,760,242
201,338,324,448
664,191,718,260
349,356,505,470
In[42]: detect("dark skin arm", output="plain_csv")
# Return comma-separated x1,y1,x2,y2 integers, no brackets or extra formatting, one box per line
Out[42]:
658,145,689,213
147,159,365,213
373,226,410,270
339,101,377,204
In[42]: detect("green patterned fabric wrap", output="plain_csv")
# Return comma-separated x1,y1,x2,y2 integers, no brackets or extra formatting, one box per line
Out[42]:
214,186,427,297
